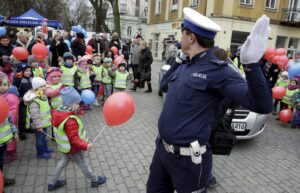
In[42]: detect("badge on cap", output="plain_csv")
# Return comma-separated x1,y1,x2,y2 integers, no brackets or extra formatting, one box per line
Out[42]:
180,7,222,39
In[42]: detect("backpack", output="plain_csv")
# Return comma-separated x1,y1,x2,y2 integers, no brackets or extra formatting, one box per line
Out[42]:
209,102,237,155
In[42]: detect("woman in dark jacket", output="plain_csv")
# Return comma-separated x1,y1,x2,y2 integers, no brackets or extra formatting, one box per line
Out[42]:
71,32,86,58
49,33,69,67
139,40,153,93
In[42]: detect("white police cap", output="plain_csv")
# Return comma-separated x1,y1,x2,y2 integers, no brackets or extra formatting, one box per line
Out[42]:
182,7,222,39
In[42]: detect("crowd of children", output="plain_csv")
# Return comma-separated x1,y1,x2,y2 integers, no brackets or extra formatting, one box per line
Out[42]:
272,70,300,128
0,51,132,191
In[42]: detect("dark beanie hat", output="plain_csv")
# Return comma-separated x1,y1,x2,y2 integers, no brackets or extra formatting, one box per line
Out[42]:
77,32,84,39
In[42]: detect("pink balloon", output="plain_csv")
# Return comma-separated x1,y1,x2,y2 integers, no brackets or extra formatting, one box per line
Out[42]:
265,48,275,60
279,109,292,123
12,47,29,61
32,43,48,60
276,55,289,70
103,92,135,126
272,86,286,100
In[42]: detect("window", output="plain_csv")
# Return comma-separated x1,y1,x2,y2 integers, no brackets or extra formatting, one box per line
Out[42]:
240,0,253,6
144,7,148,18
155,0,162,14
288,38,299,49
171,0,179,11
275,36,287,48
154,34,159,58
266,0,276,9
190,0,199,7
127,27,132,37
120,3,127,14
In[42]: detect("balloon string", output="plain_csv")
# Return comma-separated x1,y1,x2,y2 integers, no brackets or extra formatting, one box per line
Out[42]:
91,125,106,145
41,130,56,140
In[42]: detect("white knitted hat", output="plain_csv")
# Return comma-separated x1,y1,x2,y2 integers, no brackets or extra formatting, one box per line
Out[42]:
32,77,46,90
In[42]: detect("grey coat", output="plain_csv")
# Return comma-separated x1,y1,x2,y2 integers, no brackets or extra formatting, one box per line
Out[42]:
131,44,141,65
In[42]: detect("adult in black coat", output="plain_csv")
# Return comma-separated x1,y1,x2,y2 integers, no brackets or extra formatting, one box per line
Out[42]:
139,40,153,93
109,33,121,50
49,33,69,67
71,32,86,58
0,35,14,68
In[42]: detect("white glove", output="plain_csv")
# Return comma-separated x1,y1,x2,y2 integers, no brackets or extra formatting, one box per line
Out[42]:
240,15,271,64
175,50,188,64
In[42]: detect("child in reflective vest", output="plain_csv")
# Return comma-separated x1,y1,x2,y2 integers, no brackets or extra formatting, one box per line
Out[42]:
28,55,44,78
281,79,298,109
110,62,129,92
292,90,300,128
60,52,77,87
12,63,32,140
48,87,106,191
273,71,289,114
77,57,92,111
45,67,64,110
100,57,113,101
23,77,53,159
91,54,102,106
0,72,19,166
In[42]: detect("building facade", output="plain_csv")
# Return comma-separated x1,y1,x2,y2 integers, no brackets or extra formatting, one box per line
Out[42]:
106,0,148,40
146,0,300,60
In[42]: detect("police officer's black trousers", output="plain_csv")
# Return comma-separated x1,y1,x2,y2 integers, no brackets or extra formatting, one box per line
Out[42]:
147,138,212,193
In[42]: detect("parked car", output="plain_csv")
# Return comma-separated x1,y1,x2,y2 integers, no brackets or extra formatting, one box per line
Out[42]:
158,58,268,139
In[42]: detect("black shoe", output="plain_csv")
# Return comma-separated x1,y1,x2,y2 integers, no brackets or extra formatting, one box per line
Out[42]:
291,125,296,129
145,90,152,93
130,87,136,92
145,83,152,93
48,180,67,191
19,132,27,140
25,129,34,133
208,177,217,188
91,176,106,188
4,178,15,187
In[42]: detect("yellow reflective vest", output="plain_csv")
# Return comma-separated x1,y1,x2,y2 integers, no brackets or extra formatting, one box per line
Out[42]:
0,118,13,145
47,83,63,109
26,98,52,129
114,71,129,89
61,65,77,86
54,115,88,153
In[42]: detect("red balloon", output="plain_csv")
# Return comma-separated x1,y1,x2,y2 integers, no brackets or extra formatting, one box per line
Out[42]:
276,55,289,70
275,48,286,56
279,109,293,123
32,43,48,60
103,92,135,126
0,97,9,124
0,170,3,193
111,46,118,55
86,45,93,55
272,86,286,99
272,55,280,65
12,47,29,61
265,48,275,60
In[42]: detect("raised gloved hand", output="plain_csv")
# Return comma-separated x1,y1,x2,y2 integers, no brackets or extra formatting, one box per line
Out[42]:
240,15,271,64
175,50,188,64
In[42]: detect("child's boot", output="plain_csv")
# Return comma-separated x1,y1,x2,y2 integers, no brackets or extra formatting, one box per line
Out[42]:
48,180,67,191
44,141,54,153
91,176,106,188
36,145,51,159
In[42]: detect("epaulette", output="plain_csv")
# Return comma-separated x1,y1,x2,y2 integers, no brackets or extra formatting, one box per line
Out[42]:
210,59,227,66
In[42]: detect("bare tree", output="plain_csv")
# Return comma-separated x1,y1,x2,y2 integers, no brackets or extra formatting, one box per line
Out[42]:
63,0,93,31
89,0,110,33
108,0,121,38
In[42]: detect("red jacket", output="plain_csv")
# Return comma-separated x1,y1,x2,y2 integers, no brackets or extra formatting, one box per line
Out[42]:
51,109,88,154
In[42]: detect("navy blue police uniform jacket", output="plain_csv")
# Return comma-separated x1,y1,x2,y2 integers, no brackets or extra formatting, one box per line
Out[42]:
159,48,273,146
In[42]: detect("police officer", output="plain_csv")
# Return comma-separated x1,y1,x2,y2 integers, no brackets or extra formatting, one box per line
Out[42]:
147,7,273,193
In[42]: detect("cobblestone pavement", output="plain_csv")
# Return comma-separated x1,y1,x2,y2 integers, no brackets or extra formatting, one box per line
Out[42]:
4,61,300,193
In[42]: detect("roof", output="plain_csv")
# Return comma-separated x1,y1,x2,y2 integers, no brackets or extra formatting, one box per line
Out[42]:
16,9,44,20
